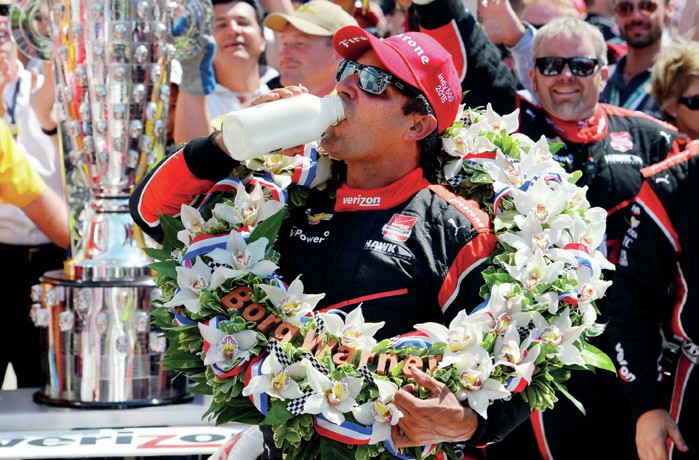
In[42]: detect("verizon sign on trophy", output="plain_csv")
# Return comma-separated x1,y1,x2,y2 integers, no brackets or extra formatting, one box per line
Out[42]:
11,0,211,407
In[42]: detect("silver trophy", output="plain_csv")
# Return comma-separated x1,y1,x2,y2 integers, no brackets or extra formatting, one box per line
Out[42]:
12,0,212,407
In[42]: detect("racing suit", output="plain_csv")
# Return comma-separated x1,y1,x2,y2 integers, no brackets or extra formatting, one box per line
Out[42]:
606,141,699,459
413,0,680,457
129,133,531,447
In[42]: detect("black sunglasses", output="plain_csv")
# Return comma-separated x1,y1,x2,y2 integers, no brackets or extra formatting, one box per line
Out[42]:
0,4,9,17
614,0,659,17
336,59,422,99
678,94,699,110
535,57,600,77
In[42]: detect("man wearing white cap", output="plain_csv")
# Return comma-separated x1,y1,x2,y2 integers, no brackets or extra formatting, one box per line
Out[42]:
264,1,358,97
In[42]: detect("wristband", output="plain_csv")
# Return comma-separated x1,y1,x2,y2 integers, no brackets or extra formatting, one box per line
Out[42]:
41,126,58,136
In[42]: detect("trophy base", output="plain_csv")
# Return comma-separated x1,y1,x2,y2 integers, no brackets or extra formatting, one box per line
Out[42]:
31,270,189,408
32,388,193,409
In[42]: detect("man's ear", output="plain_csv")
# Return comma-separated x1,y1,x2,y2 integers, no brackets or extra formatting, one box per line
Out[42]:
404,113,438,141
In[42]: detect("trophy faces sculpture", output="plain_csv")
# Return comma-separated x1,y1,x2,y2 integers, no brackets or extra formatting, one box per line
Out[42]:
11,0,212,407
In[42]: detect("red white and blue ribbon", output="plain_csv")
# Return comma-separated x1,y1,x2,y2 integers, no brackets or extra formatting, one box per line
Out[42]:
249,173,288,205
314,413,373,445
505,374,529,392
181,233,231,267
197,177,244,210
563,243,594,277
244,353,270,415
291,148,321,188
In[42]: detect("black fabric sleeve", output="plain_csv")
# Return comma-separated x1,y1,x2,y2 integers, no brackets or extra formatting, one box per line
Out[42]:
182,131,238,181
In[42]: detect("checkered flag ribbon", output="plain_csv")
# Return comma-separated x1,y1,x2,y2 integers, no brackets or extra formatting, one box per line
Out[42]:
299,351,330,376
286,387,314,416
388,336,400,348
446,171,468,188
311,311,326,332
356,365,375,386
266,339,293,367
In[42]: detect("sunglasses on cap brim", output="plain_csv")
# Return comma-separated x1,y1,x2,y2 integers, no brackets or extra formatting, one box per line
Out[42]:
336,59,423,99
614,0,659,16
535,57,600,77
678,94,699,110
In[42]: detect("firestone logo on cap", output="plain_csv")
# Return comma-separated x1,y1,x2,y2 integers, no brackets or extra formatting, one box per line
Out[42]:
395,34,430,65
337,35,369,48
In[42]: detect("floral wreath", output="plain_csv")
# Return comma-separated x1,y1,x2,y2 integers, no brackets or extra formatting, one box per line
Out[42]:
147,104,615,460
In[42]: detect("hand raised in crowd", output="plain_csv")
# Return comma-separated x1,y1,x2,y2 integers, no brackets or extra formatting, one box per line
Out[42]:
636,408,689,460
477,0,525,47
29,61,57,132
391,367,478,447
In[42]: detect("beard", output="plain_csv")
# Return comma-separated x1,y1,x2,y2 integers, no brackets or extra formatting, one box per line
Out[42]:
621,21,663,48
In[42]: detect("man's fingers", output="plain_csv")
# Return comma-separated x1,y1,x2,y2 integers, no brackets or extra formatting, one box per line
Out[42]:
668,424,689,453
410,367,445,394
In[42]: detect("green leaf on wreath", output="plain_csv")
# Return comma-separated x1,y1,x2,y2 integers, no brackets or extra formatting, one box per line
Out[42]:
581,342,616,372
264,400,295,425
147,260,178,279
248,208,285,245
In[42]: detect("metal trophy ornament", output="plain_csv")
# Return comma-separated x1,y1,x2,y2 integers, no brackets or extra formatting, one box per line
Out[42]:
12,0,212,407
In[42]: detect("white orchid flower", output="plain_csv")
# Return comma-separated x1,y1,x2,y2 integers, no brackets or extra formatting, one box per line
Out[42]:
483,104,519,135
302,360,363,425
164,258,222,313
493,326,541,383
483,151,525,191
563,208,607,252
242,352,307,400
320,307,385,350
213,182,285,229
352,379,404,444
209,232,278,284
258,276,325,326
177,204,219,246
243,153,306,189
415,309,491,367
511,178,568,225
452,348,510,419
442,120,496,179
532,309,586,366
504,250,564,293
198,322,259,371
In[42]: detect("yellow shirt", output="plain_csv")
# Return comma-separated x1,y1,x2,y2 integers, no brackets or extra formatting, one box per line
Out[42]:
0,120,46,207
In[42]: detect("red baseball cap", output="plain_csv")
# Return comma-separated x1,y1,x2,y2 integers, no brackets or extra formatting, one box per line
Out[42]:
333,25,462,134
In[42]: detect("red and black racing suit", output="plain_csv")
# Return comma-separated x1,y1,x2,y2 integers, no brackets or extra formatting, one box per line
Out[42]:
129,133,531,448
606,142,699,459
412,0,680,457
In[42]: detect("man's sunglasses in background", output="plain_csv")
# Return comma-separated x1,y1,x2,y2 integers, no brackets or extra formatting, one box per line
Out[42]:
336,59,423,99
0,4,9,17
678,95,699,110
614,0,659,17
535,57,600,77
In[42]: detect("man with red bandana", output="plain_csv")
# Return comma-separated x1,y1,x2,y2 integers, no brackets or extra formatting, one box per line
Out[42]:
407,0,680,457
130,27,531,459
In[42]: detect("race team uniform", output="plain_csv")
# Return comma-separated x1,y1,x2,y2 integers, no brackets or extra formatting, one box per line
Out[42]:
412,0,680,457
607,141,699,460
129,133,531,447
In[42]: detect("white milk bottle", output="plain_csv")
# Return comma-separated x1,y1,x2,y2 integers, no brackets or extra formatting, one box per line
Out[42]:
220,93,345,160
